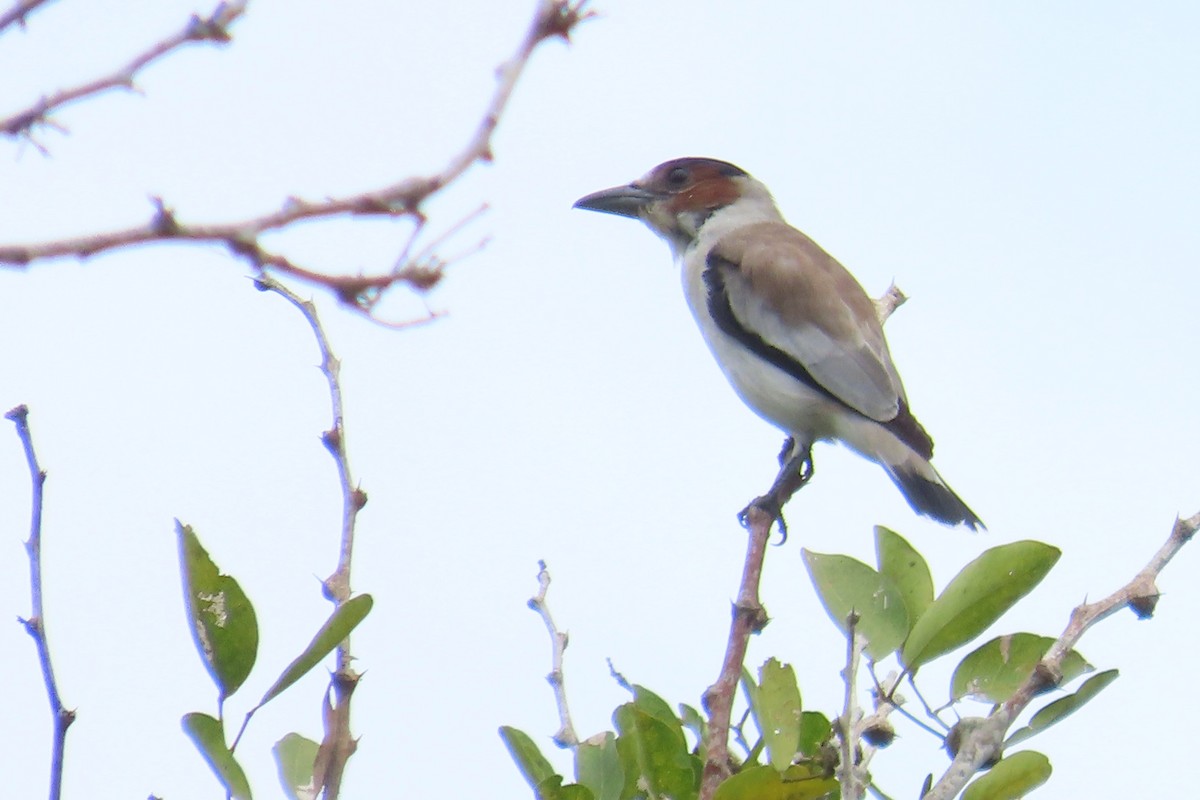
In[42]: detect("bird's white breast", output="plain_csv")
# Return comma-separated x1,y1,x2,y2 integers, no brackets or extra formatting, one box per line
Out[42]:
679,238,845,448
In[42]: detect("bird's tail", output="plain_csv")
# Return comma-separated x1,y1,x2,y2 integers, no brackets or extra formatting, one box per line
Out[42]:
880,455,984,530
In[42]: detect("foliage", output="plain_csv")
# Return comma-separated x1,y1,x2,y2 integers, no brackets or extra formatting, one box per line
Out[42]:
504,527,1118,800
176,522,373,799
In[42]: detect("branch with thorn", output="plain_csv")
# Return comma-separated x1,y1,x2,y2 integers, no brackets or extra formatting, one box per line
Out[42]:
0,0,594,320
0,0,56,35
6,405,73,800
528,561,579,749
923,511,1197,800
1,1,247,147
837,613,868,800
252,276,365,800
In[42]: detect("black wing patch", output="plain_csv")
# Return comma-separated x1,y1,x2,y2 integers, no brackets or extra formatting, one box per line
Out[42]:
703,253,836,401
702,252,934,459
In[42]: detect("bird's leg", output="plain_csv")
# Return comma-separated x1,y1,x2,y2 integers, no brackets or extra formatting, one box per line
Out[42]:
777,436,796,467
739,442,815,542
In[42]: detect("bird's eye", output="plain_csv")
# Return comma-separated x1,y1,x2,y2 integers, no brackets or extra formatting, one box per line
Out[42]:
666,166,689,187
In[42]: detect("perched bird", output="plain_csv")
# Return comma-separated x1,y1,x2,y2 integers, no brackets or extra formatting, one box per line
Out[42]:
574,157,981,529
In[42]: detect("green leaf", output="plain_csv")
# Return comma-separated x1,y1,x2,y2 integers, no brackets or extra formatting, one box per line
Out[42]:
536,775,597,800
679,703,708,757
875,526,934,629
615,725,642,800
181,712,252,800
902,541,1061,669
273,733,319,800
962,750,1051,800
257,594,374,708
798,712,831,758
757,659,802,771
633,686,682,732
176,522,259,699
614,704,697,800
576,732,623,800
714,763,838,800
802,549,909,660
1006,669,1119,747
500,726,559,791
951,634,1091,703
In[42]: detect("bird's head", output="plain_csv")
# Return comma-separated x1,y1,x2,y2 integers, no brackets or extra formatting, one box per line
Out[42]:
573,157,780,253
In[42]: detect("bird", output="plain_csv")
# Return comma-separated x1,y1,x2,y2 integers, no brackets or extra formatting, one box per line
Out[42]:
573,157,982,530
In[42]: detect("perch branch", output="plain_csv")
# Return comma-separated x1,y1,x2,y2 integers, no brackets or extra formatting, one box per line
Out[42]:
925,510,1198,800
698,285,906,800
1,1,247,143
0,0,594,316
699,505,774,797
7,405,74,800
528,561,579,748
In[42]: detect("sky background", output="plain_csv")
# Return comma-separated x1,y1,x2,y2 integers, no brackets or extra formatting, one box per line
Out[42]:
1,1,1197,797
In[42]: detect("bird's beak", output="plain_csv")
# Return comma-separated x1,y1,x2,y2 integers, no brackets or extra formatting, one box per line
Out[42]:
573,184,658,219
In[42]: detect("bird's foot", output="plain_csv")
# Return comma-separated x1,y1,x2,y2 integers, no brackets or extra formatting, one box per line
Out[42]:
738,448,815,544
738,494,787,541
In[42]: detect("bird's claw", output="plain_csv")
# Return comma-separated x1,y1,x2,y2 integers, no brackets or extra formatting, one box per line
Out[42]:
738,446,814,544
738,495,789,544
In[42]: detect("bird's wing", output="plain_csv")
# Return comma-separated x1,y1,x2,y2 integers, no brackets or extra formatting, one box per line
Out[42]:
706,221,904,422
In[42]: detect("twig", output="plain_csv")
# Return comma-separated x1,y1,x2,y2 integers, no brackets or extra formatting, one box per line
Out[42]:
7,405,74,800
872,282,907,324
866,665,943,739
905,672,951,733
925,510,1198,800
1,1,247,143
253,278,361,636
253,276,363,799
0,0,595,312
0,0,56,36
527,561,579,748
838,613,867,800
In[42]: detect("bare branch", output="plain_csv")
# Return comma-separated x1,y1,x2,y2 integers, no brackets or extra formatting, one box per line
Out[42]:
254,275,365,799
0,0,56,35
838,614,867,800
0,0,595,313
925,510,1198,800
528,561,579,748
6,404,74,800
1,1,247,142
873,282,907,324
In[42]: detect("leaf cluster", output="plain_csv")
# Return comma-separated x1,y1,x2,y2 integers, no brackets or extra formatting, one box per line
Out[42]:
176,523,373,799
505,528,1120,800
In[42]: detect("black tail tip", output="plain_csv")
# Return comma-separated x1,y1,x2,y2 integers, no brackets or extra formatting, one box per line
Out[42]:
891,469,984,531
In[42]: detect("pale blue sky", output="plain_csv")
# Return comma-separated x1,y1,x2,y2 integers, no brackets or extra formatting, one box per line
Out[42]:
2,2,1197,798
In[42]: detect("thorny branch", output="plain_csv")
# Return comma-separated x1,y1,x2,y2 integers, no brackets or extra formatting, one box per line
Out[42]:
253,275,363,800
6,405,74,800
699,504,774,798
924,511,1198,800
838,614,868,800
0,0,56,36
0,0,595,319
528,561,580,749
1,1,247,145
